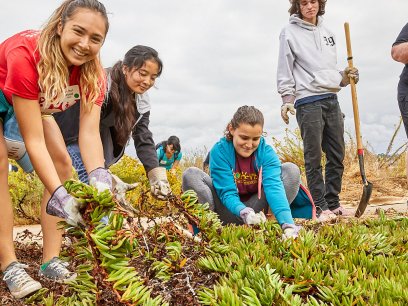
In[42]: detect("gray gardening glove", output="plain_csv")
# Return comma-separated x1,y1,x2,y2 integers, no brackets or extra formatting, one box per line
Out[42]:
46,186,85,226
280,95,296,124
147,167,171,200
240,207,267,225
281,223,302,240
89,167,112,193
340,67,359,86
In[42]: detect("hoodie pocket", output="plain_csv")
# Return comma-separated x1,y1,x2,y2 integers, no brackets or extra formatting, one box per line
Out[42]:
310,69,342,92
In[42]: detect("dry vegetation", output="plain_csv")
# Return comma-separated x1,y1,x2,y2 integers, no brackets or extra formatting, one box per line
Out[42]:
271,126,408,207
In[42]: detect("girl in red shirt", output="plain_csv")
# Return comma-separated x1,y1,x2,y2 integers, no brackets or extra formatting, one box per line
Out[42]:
0,0,110,299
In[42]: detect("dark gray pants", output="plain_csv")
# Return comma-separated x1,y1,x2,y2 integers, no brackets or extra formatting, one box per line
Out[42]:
296,96,345,212
398,94,408,137
182,162,300,225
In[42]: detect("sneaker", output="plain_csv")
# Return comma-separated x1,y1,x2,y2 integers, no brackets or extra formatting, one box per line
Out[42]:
331,206,354,216
2,262,42,299
38,257,77,282
317,209,337,223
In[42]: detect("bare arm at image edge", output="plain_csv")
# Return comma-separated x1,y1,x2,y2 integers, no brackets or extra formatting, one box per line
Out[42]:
392,23,408,64
392,42,408,64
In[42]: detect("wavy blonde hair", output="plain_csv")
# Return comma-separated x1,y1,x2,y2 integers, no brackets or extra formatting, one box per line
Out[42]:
37,0,109,111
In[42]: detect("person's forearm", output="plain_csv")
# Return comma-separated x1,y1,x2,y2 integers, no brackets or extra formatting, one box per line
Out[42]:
79,104,104,173
13,96,61,193
79,132,105,173
172,160,180,169
392,42,408,64
25,140,61,193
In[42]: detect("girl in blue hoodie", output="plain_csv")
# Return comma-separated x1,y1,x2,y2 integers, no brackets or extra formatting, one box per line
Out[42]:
182,105,301,239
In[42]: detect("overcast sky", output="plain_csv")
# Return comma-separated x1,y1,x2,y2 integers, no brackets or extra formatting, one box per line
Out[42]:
2,1,408,156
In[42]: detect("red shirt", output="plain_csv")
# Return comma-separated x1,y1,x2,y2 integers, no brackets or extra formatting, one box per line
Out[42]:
234,153,258,202
0,30,104,112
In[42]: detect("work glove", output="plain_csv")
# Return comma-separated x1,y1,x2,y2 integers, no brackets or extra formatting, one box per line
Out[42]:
89,167,112,193
281,223,302,240
280,95,296,124
111,173,138,216
46,186,85,226
240,207,267,225
148,167,172,200
340,67,359,87
111,173,138,200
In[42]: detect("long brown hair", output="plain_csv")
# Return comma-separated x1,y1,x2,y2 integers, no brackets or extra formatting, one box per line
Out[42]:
109,45,162,146
37,0,109,110
224,105,264,140
288,0,327,18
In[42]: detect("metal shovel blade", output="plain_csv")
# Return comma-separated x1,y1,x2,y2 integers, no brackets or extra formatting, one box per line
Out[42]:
355,181,373,218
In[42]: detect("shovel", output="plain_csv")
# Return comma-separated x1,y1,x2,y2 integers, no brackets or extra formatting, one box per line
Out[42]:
344,22,373,217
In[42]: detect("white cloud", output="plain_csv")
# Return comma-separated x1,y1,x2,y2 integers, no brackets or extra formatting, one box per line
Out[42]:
2,0,407,156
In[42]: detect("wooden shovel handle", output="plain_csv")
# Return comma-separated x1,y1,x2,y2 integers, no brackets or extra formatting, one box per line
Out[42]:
344,22,363,151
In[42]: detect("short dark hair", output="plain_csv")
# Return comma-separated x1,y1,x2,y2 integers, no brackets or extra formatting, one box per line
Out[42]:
164,135,181,153
288,0,327,18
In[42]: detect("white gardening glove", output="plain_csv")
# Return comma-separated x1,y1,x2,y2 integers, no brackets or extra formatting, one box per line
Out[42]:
280,95,296,124
89,167,113,192
281,223,302,240
239,207,267,225
46,186,85,226
340,67,359,86
111,173,138,200
147,167,172,200
110,173,139,216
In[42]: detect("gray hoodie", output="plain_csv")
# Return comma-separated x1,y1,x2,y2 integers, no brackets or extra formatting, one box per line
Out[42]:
277,15,342,103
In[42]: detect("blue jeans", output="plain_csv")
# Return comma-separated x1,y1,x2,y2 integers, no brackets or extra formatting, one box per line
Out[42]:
66,143,89,184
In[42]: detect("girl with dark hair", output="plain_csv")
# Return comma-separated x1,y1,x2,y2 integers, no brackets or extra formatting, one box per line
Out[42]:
55,45,172,200
156,135,182,174
0,0,110,298
277,0,358,222
183,106,306,239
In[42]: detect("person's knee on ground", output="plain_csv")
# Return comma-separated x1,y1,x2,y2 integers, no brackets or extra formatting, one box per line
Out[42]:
281,162,301,204
182,167,200,191
182,166,214,210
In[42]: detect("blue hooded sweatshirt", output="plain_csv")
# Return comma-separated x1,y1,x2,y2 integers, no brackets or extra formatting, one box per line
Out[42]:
209,137,294,225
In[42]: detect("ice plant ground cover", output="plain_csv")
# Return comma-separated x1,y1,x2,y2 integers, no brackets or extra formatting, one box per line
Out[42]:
1,177,407,305
3,123,408,306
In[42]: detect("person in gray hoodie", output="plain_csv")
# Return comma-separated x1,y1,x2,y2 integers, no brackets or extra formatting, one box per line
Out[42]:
277,0,359,222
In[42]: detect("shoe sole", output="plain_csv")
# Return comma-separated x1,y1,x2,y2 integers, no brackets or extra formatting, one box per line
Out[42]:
11,282,42,299
38,271,77,283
